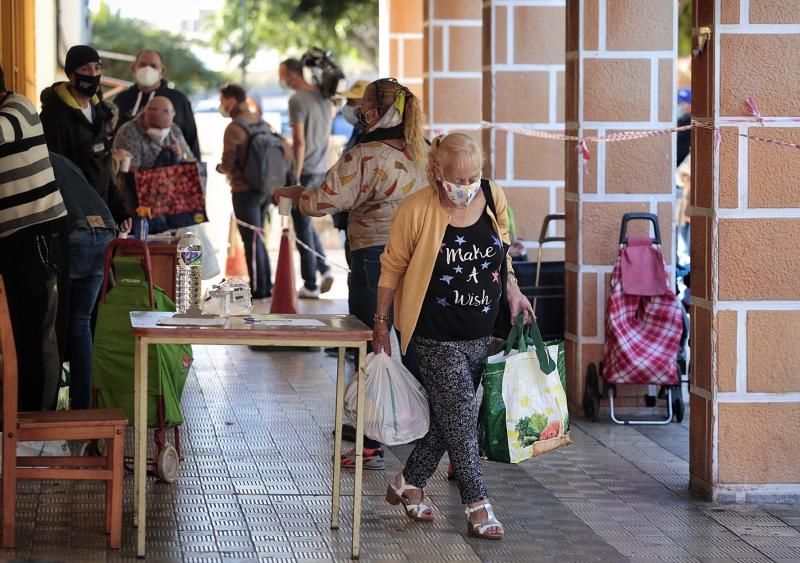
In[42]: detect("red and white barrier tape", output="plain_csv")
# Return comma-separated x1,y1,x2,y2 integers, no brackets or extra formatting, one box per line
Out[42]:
231,215,351,275
450,98,800,160
227,96,800,275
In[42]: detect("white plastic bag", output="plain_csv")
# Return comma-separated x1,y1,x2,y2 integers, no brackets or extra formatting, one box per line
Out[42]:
343,352,429,446
16,441,71,457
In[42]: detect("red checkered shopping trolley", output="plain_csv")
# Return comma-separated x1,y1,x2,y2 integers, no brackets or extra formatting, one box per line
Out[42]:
583,213,685,425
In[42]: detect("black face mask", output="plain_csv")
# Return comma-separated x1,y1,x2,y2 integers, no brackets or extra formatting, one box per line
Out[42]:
73,72,101,96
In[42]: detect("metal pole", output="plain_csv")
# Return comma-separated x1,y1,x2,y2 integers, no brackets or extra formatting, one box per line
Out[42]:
240,0,247,87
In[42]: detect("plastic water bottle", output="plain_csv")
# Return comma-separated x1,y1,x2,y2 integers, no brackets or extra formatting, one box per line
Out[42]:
135,207,150,242
175,232,203,313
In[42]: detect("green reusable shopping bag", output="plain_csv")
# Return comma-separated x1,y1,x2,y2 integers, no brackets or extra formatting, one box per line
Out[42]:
93,257,192,427
481,315,570,463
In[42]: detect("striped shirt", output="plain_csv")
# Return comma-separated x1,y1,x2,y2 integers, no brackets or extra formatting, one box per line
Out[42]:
0,93,67,238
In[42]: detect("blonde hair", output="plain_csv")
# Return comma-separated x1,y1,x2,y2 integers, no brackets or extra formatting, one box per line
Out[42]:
363,78,428,168
426,133,483,190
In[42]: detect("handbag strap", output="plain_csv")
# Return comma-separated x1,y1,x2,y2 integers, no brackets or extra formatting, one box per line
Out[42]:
524,318,557,374
503,313,528,354
481,179,495,215
481,179,510,278
503,313,556,374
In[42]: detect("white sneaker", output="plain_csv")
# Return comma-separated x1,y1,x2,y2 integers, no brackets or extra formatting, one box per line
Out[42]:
298,286,320,299
320,272,334,294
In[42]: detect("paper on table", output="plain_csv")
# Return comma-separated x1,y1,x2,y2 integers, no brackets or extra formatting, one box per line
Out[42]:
247,318,326,327
145,232,177,242
157,316,227,327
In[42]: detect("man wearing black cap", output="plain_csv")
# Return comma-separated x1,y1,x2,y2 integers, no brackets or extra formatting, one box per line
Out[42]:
40,45,132,229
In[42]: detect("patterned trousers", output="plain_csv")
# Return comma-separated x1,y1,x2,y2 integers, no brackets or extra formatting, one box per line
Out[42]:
403,335,491,504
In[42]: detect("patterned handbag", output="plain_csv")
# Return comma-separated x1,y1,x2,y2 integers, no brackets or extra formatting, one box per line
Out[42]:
131,162,207,233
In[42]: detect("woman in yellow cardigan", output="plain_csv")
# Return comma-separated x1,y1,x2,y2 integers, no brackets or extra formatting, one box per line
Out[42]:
373,133,533,540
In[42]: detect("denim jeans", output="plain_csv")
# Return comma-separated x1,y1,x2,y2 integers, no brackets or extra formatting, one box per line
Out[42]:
232,190,272,298
348,246,392,342
68,227,114,409
293,173,330,290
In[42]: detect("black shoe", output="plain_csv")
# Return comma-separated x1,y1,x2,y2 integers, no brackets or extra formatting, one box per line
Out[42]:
332,424,357,443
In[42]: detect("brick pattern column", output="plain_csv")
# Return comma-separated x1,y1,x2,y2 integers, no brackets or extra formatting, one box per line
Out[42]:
564,1,678,409
387,0,424,99
423,0,482,133
482,0,566,251
690,0,800,501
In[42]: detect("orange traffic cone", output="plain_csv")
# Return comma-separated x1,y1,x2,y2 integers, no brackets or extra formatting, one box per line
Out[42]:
270,227,298,314
225,216,248,278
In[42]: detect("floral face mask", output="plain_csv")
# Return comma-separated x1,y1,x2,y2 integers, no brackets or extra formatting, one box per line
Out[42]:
441,179,481,207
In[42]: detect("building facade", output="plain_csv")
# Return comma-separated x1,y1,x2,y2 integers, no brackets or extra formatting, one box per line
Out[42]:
3,0,799,502
385,0,800,502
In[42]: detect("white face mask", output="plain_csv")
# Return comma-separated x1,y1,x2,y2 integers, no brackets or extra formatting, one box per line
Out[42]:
218,104,231,118
441,179,481,207
368,104,403,132
146,127,170,144
135,66,161,89
341,105,359,126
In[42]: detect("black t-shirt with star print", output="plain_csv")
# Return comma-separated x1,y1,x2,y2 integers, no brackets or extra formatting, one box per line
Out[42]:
415,211,505,341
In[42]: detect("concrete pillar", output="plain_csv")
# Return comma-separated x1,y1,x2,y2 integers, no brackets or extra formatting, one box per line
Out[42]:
690,0,800,501
482,0,566,250
385,0,424,99
564,1,678,409
423,0,483,133
0,0,37,101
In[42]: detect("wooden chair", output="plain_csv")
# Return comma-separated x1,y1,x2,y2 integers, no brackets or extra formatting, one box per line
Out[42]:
0,276,127,549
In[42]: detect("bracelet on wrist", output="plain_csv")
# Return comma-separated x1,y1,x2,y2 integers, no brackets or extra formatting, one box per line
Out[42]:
373,314,390,323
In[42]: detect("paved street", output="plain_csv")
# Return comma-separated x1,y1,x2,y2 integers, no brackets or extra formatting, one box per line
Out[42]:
3,298,800,562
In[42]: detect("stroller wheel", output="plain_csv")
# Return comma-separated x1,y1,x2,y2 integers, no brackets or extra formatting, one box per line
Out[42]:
583,364,600,422
671,388,685,423
156,444,180,483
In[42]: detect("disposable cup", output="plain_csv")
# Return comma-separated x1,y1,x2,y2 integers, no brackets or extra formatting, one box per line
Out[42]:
120,155,132,173
278,196,293,216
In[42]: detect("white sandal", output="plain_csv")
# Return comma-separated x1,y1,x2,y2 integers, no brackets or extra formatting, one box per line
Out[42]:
385,473,434,522
465,501,504,540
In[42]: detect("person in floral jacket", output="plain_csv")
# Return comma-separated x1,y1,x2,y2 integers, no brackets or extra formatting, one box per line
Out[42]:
274,78,428,470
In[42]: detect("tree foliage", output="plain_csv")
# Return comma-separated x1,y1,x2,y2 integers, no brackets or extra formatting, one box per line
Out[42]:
91,1,221,97
678,0,692,57
210,0,378,71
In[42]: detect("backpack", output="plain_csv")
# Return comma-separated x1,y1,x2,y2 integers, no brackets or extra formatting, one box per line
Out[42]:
234,117,289,196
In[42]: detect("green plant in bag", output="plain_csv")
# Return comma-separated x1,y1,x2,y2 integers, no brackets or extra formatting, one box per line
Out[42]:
515,413,548,446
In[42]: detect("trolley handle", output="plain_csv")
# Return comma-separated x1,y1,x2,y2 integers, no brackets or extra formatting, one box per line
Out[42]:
532,214,567,303
619,212,661,245
100,239,156,309
538,214,566,245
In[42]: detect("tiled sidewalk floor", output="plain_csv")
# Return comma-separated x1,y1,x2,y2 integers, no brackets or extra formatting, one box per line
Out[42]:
3,316,800,562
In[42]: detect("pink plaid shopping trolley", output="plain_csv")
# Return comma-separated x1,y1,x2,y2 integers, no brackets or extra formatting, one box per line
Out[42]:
583,213,685,425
